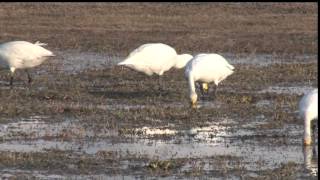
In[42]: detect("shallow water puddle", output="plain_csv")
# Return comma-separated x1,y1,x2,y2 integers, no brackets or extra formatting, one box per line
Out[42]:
0,83,27,90
255,100,272,108
0,116,117,140
28,51,318,75
223,53,317,66
303,145,319,176
1,168,177,180
0,136,316,173
0,117,317,175
57,51,317,72
39,50,121,74
258,86,316,95
194,100,223,109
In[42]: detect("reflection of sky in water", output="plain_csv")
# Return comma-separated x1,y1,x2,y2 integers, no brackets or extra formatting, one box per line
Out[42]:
0,116,117,140
223,53,317,67
0,138,312,172
259,86,316,95
27,51,319,75
304,145,318,176
43,50,121,74
1,169,147,180
0,117,318,175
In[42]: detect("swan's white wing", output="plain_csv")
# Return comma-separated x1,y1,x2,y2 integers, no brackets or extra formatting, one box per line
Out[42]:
119,43,177,75
186,53,234,83
34,41,48,46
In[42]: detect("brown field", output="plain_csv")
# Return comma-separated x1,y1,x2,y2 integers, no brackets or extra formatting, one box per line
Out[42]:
0,2,318,179
0,2,317,55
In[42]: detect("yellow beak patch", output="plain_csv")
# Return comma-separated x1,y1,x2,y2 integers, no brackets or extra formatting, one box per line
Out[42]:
202,83,209,93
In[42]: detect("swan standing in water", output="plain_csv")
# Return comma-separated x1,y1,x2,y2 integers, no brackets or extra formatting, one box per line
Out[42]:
0,41,54,86
299,88,318,145
185,53,234,108
117,43,193,92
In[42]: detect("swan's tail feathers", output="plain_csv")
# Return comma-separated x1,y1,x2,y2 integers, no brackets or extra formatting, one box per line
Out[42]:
35,41,48,46
118,60,131,66
227,64,235,70
44,48,55,57
47,52,55,57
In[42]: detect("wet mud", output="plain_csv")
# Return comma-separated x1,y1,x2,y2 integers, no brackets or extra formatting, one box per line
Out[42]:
0,2,318,179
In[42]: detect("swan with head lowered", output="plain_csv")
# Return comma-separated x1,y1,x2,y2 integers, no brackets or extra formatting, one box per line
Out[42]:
0,40,54,86
299,88,318,145
117,43,193,91
185,53,234,108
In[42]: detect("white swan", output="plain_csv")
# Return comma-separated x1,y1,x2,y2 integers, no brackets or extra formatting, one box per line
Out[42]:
299,88,318,145
0,41,54,85
118,43,193,76
185,53,234,108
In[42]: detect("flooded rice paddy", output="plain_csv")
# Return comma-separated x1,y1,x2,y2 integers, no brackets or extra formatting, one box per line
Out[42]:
0,51,318,179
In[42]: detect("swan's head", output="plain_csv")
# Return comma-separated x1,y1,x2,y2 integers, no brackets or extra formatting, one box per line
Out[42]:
117,60,135,69
304,137,312,146
190,92,198,109
174,54,193,69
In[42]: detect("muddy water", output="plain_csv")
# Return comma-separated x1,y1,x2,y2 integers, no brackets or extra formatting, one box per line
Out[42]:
0,115,318,178
0,51,318,179
53,50,121,73
224,53,317,66
39,50,318,74
259,86,316,95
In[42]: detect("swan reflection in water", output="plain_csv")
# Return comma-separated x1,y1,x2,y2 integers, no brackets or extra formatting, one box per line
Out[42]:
303,144,318,176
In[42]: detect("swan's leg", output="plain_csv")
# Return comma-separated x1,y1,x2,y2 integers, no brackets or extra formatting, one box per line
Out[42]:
198,82,205,95
9,67,16,87
212,85,218,100
311,121,316,143
158,76,162,91
196,82,201,90
151,75,159,94
25,69,32,84
156,75,163,96
197,82,204,99
9,74,14,86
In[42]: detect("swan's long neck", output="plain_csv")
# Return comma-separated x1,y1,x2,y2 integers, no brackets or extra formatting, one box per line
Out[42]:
304,114,312,145
188,74,196,95
174,54,193,69
188,73,197,107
